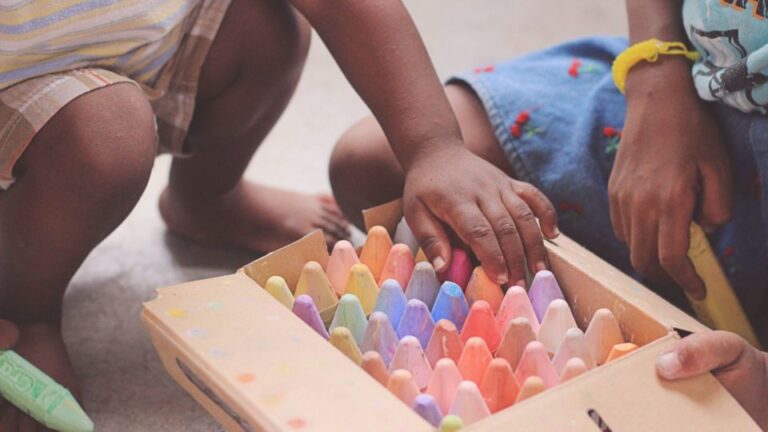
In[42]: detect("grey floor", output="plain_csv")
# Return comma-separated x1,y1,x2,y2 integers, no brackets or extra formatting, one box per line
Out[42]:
65,2,627,430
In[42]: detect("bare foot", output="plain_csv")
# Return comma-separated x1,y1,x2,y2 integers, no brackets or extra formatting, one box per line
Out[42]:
1,322,80,431
159,180,350,253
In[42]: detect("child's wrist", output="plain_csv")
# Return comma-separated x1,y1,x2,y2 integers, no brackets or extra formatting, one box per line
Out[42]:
397,136,465,174
624,56,695,102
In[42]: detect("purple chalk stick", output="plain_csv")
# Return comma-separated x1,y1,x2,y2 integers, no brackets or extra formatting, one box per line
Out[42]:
412,394,444,427
528,270,565,322
360,312,399,366
292,295,329,339
397,299,435,348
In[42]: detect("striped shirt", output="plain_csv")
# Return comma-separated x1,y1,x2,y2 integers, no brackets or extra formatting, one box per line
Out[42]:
0,0,198,90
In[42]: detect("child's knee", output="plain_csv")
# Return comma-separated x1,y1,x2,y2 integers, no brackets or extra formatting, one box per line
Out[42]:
330,118,395,196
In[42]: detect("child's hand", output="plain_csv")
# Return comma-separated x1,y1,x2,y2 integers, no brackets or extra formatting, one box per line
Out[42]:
403,145,559,286
657,331,768,428
608,59,732,299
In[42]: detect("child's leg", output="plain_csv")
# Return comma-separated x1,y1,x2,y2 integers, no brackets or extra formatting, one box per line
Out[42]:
159,0,349,252
330,84,512,228
0,83,157,428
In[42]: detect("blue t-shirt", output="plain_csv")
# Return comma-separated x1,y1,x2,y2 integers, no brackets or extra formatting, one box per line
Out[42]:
684,0,768,114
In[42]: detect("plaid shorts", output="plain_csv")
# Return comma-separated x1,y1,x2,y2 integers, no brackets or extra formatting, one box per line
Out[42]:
0,0,231,189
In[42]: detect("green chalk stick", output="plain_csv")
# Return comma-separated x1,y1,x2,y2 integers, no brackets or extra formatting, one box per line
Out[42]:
0,350,93,432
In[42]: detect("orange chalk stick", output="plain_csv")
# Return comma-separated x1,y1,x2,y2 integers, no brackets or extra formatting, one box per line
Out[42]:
361,351,389,386
387,369,420,407
360,226,394,281
425,319,465,368
460,300,501,353
457,337,493,385
606,342,638,363
514,376,546,403
465,267,504,313
379,243,416,288
480,358,520,413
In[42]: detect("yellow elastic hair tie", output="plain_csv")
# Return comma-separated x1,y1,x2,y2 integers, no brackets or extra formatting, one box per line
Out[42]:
612,38,700,94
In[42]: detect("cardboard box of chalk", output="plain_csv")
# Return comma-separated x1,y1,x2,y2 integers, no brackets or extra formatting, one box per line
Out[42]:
141,200,760,432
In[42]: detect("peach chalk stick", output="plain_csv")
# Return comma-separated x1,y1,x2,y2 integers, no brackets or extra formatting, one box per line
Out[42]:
465,267,504,313
389,336,433,390
343,263,379,315
552,328,596,375
559,357,588,383
425,319,464,368
361,351,390,386
480,358,520,413
405,262,441,309
528,270,565,322
379,243,415,289
360,312,399,366
326,240,360,296
515,341,559,389
457,337,493,386
449,381,490,426
460,300,501,353
496,317,536,371
496,285,540,334
387,369,420,407
360,226,393,281
515,376,546,403
584,308,625,365
606,342,638,363
426,358,463,415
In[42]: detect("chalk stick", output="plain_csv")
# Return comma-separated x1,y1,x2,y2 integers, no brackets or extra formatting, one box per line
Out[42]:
294,261,338,312
496,317,536,371
343,263,379,315
379,243,415,289
264,275,294,309
496,285,540,334
584,308,625,365
431,282,469,331
425,319,464,368
412,394,444,427
537,299,577,355
460,300,501,353
465,267,504,313
389,336,433,390
457,337,492,386
394,217,420,255
327,240,360,296
606,342,638,363
360,226,394,281
330,294,368,345
397,299,435,348
552,328,596,375
426,358,463,415
361,351,390,386
449,381,490,426
373,279,408,329
292,295,329,340
515,341,559,389
329,327,363,365
528,270,565,322
514,376,546,403
387,369,420,407
559,357,588,383
479,358,520,413
438,415,464,432
442,248,472,289
405,262,441,309
360,312,399,366
0,350,93,432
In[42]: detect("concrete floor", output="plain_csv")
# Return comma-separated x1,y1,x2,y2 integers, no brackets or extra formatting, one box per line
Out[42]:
65,1,627,430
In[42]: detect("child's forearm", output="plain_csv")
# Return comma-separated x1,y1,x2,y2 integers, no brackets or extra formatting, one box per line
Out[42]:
288,0,462,170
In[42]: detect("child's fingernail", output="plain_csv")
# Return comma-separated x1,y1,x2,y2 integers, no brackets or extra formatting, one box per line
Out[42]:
497,274,509,285
432,257,446,271
657,352,682,378
552,226,561,237
536,261,547,272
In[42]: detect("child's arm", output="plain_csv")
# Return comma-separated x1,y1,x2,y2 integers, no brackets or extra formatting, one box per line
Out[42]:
607,0,732,298
657,331,768,428
288,0,558,284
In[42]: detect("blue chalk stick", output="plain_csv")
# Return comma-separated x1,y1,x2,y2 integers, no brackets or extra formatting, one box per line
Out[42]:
373,279,408,328
431,282,469,331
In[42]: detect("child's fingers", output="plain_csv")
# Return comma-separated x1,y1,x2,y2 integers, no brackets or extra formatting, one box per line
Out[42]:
657,331,747,380
500,191,548,275
698,161,732,231
0,319,18,350
477,199,525,286
628,210,661,279
658,205,706,299
512,181,559,238
608,184,627,243
404,200,452,272
448,203,508,284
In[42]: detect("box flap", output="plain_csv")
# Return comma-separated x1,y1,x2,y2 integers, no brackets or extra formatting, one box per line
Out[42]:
240,230,329,289
143,272,432,431
467,333,760,431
